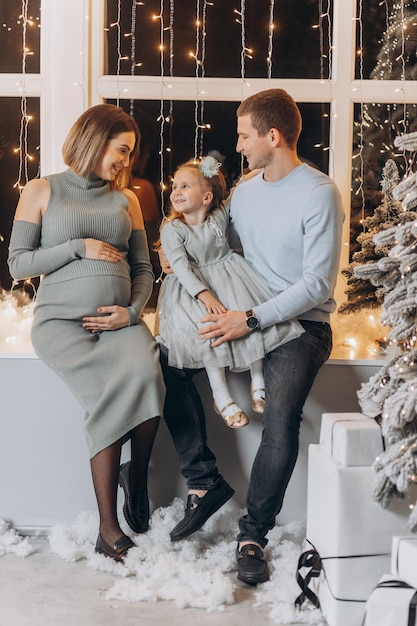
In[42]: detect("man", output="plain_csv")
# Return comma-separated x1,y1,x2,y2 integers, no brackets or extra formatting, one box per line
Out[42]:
160,88,344,585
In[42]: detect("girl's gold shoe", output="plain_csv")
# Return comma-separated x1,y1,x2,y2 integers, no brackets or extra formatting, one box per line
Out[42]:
251,387,265,414
214,401,249,428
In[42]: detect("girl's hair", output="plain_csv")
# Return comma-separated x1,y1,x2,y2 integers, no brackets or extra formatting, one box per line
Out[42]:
164,158,228,222
62,104,140,189
155,157,228,250
237,88,302,149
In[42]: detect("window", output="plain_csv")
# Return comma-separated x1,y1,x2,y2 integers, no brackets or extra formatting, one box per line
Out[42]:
0,0,40,73
104,0,331,80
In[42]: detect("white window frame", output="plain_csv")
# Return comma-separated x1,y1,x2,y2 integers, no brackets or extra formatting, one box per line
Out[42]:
2,0,417,309
0,0,87,175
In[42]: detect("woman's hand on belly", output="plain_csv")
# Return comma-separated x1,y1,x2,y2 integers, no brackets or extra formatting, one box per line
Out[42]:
82,305,129,333
84,239,122,263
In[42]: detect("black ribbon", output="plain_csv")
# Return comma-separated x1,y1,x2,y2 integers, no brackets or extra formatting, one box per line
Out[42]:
294,546,389,611
294,549,322,609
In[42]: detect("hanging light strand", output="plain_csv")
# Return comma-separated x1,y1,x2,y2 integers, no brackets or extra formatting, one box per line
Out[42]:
317,0,332,80
238,0,246,175
157,0,166,211
160,0,175,219
115,0,122,106
356,0,366,230
129,0,137,116
318,0,325,79
318,0,334,175
398,0,410,175
326,0,334,176
192,0,210,159
325,0,333,80
267,0,274,81
190,0,210,158
240,0,246,90
73,0,88,108
12,0,36,295
166,0,175,204
193,0,201,159
15,0,29,192
198,0,208,157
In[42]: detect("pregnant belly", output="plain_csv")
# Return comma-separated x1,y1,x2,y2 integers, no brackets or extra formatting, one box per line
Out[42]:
35,275,131,321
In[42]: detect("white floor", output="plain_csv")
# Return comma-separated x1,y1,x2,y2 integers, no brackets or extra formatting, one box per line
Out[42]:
0,536,315,626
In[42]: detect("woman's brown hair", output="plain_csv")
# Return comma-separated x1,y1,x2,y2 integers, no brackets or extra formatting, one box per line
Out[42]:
62,104,140,189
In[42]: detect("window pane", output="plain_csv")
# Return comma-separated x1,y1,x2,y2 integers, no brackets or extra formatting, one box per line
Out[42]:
0,0,41,73
350,101,417,257
355,0,417,80
0,98,40,291
105,0,332,79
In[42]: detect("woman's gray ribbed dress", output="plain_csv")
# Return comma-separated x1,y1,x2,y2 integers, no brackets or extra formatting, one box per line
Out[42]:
8,169,165,458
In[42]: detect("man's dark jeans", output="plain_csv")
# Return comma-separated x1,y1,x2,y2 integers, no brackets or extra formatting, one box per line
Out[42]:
160,320,332,546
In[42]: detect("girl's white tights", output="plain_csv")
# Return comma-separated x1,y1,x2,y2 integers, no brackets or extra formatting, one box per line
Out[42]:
205,359,265,428
249,359,265,395
205,366,236,414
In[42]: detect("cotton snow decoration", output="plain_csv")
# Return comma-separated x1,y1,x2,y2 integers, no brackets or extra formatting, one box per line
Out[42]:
0,519,34,558
43,501,322,623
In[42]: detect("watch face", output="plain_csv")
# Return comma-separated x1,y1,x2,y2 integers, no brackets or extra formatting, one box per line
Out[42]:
246,315,259,330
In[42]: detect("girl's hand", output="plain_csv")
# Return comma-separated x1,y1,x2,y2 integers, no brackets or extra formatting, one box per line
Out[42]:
158,246,172,274
84,238,122,263
197,290,227,314
82,306,129,332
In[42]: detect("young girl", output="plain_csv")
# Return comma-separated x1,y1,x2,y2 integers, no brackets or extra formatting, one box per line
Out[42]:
156,156,302,428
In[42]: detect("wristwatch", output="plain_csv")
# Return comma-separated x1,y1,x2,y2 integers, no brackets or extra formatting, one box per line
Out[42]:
245,309,260,331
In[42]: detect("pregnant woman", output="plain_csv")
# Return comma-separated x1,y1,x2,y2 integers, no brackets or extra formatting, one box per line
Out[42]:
8,104,165,562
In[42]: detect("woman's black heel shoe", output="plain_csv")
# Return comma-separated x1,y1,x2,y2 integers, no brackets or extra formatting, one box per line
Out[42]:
119,461,150,533
95,533,134,562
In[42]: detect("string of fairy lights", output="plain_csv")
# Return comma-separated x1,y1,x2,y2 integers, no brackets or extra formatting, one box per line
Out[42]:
109,0,280,213
12,0,332,203
156,0,166,208
192,0,206,159
14,0,36,193
355,0,366,223
140,1,328,199
314,0,333,175
8,1,417,200
267,0,275,81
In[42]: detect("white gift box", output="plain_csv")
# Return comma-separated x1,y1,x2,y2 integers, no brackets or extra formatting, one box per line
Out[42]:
317,570,367,626
321,553,390,601
303,418,416,626
307,444,412,557
319,412,383,466
391,536,417,590
364,574,417,626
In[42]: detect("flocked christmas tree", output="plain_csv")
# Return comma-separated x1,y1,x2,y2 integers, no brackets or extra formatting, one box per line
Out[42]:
339,159,416,314
356,131,417,530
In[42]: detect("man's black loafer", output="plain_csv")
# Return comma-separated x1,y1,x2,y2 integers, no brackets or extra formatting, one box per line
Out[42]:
237,543,270,585
119,461,150,533
170,479,234,541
